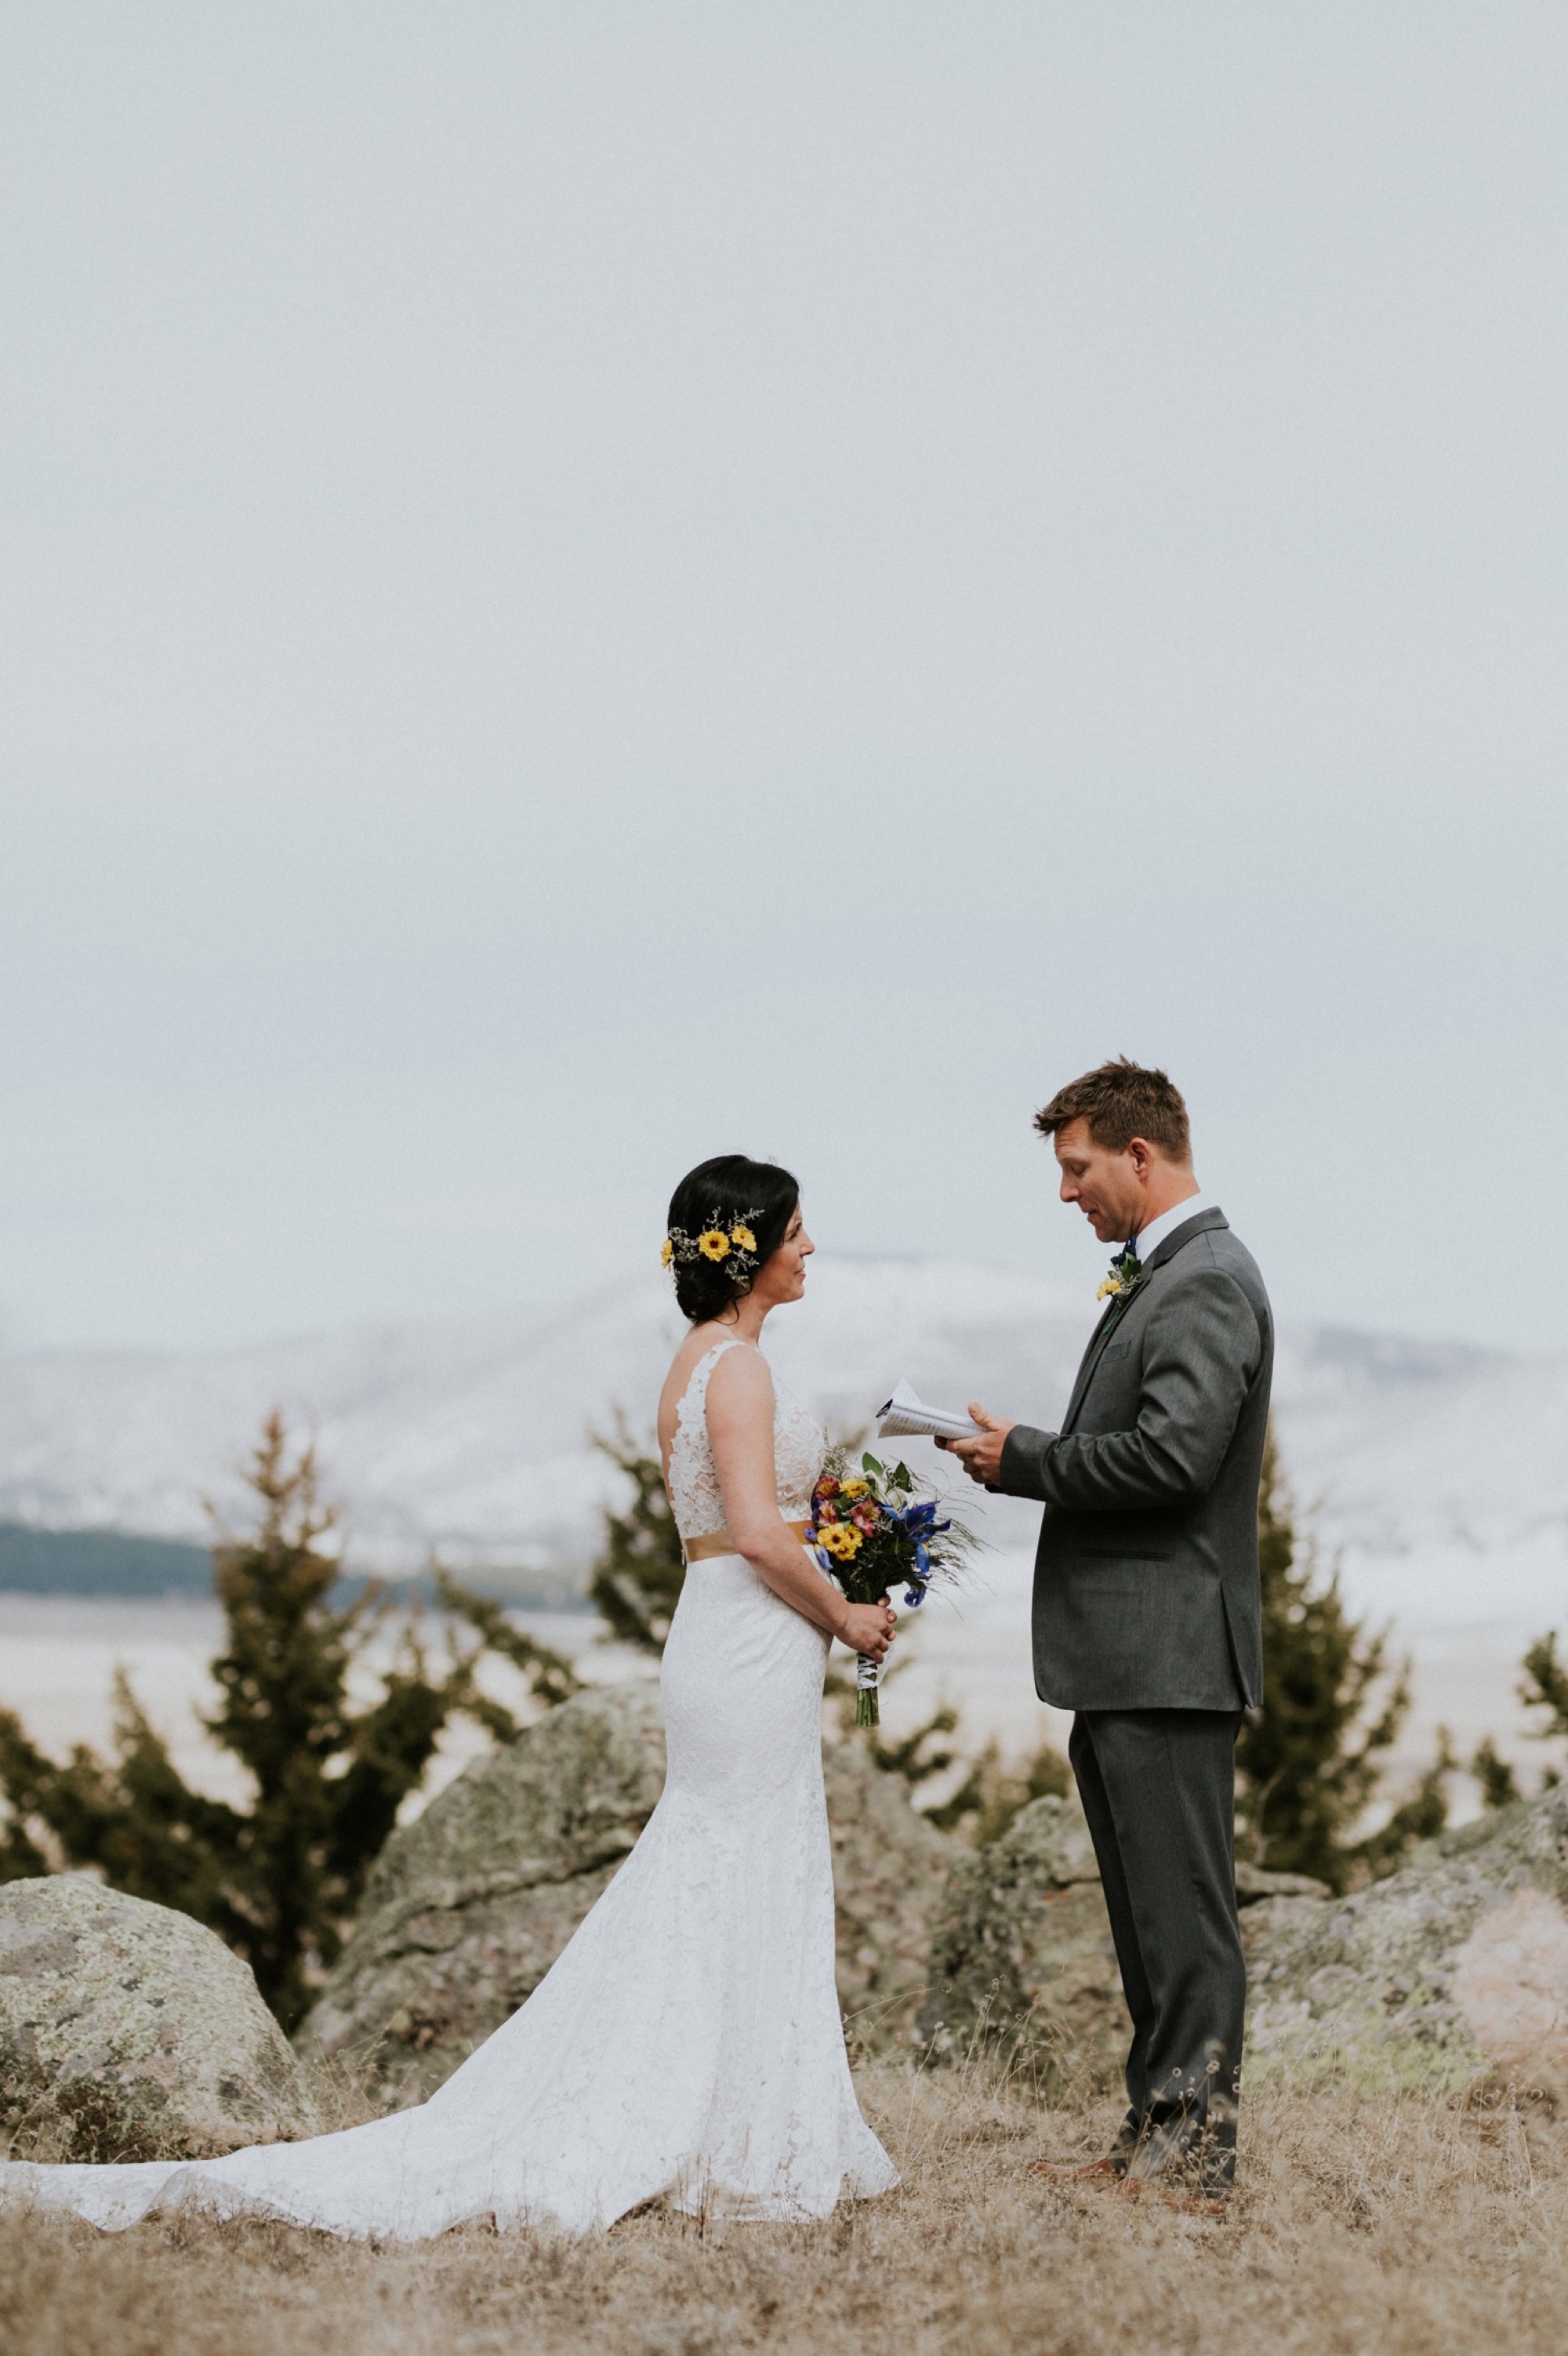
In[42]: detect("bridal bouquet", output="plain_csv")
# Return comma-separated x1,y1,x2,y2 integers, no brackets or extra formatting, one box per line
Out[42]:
810,1450,978,1726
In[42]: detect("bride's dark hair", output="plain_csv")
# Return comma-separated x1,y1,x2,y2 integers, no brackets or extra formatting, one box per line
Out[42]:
666,1155,800,1324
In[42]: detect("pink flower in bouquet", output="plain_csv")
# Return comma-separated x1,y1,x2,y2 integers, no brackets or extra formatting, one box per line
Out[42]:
851,1501,880,1535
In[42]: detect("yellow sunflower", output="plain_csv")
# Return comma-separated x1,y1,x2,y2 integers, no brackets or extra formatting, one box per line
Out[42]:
731,1224,757,1254
659,1238,674,1268
698,1229,731,1261
840,1479,869,1499
818,1523,863,1559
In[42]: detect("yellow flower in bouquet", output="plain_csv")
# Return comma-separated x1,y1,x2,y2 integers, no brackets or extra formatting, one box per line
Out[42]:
840,1479,869,1499
697,1230,731,1261
818,1523,863,1559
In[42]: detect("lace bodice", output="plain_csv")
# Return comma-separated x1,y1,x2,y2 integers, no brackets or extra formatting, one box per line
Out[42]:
667,1338,825,1544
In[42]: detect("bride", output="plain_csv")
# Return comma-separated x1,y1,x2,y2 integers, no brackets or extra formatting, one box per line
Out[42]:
4,1155,901,2238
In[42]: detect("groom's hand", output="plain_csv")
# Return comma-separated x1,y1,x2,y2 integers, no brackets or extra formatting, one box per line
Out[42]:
938,1403,1014,1488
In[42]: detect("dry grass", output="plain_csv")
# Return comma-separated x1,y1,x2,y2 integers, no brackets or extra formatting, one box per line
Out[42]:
1,2061,1563,2356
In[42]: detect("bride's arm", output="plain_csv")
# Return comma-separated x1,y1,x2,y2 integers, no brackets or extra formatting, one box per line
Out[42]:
706,1349,895,1661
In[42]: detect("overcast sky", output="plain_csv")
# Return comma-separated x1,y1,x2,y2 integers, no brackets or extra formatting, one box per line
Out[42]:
3,3,1566,1356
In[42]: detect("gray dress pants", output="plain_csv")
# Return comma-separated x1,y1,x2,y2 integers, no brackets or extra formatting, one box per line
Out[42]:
1069,1708,1245,2189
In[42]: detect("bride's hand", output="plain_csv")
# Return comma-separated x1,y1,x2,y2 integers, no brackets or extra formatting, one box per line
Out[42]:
838,1599,896,1661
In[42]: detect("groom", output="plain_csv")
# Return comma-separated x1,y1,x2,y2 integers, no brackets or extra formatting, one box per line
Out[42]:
941,1058,1272,2203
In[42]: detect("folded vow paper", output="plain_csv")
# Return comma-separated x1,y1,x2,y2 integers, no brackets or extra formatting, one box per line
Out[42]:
874,1380,983,1443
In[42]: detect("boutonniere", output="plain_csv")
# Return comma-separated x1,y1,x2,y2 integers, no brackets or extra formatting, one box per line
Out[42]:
1096,1246,1145,1307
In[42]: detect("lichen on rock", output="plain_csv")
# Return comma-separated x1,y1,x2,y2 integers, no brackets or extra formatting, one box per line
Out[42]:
1245,1783,1568,2096
0,1876,318,2162
823,1737,961,2052
298,1683,670,2102
916,1793,1125,2092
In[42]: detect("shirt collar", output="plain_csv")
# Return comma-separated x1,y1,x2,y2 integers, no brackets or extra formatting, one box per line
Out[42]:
1130,1189,1215,1266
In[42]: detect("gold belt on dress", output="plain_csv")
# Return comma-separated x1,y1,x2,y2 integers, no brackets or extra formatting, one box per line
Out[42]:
683,1519,813,1563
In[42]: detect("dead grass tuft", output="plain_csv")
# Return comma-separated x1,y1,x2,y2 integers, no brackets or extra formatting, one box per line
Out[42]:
2,2061,1565,2355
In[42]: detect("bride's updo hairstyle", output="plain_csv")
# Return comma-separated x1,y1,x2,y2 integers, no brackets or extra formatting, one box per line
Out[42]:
664,1154,800,1324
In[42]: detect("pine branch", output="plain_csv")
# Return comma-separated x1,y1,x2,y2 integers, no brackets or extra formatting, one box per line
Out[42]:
1471,1736,1522,1810
434,1572,583,1712
1522,1632,1568,1741
1236,1425,1446,1890
586,1418,687,1654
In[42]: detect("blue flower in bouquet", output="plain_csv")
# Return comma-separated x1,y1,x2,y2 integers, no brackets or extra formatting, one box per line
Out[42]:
891,1497,950,1606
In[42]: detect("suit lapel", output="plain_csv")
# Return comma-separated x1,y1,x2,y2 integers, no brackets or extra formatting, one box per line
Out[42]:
1059,1208,1230,1435
1062,1299,1123,1431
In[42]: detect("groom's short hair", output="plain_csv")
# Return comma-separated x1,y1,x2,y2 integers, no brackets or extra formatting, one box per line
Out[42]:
1034,1058,1191,1160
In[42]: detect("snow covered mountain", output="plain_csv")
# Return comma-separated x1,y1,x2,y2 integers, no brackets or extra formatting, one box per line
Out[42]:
0,1257,1563,1607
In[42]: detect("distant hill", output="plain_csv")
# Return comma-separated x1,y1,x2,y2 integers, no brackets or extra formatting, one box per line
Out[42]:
0,1257,1563,1603
0,1522,579,1606
0,1522,212,1597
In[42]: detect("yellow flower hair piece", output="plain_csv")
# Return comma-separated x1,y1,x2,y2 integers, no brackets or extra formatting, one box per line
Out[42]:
660,1206,768,1283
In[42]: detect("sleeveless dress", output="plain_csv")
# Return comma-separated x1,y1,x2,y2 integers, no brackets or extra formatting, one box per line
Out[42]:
1,1337,898,2238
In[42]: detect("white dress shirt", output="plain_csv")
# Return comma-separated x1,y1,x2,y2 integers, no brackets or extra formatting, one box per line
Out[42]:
1130,1189,1217,1265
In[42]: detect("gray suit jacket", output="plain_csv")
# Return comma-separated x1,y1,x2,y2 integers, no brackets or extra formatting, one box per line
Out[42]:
998,1208,1272,1712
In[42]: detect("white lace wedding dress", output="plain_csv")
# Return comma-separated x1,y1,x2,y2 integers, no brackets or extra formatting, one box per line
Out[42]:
2,1337,898,2238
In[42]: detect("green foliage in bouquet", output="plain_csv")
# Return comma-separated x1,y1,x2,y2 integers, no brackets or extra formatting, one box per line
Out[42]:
0,1414,580,2029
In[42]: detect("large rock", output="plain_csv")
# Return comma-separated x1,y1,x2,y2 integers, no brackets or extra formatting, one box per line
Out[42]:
823,1737,963,2051
300,1683,669,2101
0,1877,318,2162
916,1793,1126,2092
300,1686,963,2096
909,1777,1568,2104
1246,1783,1568,2094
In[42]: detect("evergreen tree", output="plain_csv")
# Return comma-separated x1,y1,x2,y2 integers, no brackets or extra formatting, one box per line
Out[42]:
925,1734,1072,1845
1521,1631,1568,1744
1469,1736,1523,1810
1511,1632,1567,1792
1236,1427,1450,1890
587,1419,688,1653
0,1414,579,2029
